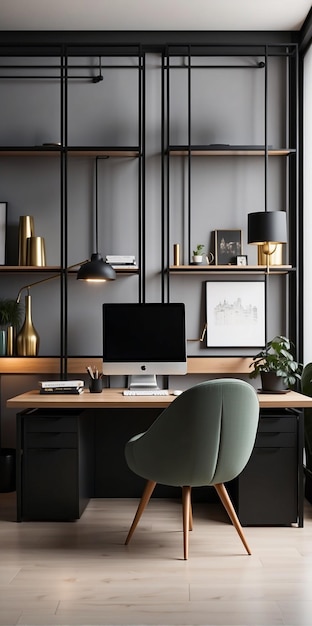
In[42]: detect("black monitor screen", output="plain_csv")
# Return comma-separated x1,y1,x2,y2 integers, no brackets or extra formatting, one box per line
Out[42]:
102,302,186,377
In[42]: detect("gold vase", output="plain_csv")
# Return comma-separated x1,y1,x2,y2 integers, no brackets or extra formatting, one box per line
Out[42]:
16,295,40,356
18,216,35,266
26,236,46,266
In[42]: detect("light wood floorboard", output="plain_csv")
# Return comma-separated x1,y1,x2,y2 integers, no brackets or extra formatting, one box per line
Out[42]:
1,494,312,625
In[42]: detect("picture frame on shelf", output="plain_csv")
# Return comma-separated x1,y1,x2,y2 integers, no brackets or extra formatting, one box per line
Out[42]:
236,254,248,266
0,202,7,265
205,280,265,348
214,229,242,265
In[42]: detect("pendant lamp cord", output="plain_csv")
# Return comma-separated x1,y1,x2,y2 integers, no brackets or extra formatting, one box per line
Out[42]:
95,156,109,256
95,156,99,254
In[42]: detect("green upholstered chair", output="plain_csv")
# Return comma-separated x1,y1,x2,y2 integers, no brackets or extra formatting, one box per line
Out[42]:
301,363,312,503
125,378,259,559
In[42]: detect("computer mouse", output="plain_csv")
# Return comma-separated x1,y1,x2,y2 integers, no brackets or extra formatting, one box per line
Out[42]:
172,390,182,396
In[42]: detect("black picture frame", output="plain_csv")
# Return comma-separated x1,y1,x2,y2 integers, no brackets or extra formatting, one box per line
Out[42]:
215,229,242,265
236,254,248,266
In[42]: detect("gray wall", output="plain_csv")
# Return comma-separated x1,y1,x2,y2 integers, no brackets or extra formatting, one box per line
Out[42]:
0,51,290,445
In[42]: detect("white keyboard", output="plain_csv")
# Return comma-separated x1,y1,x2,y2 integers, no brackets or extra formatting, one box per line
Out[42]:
123,389,169,396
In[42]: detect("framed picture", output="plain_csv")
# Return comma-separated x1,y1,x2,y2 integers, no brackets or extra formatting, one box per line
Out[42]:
205,281,265,347
236,255,248,266
215,229,242,265
0,203,7,265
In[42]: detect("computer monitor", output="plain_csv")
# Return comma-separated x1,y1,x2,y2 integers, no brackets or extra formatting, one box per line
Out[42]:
102,302,187,389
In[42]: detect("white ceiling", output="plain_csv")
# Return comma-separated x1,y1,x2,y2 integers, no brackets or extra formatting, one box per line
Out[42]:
0,0,311,32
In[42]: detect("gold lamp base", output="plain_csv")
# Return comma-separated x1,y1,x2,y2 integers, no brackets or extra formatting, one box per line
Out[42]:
257,243,283,266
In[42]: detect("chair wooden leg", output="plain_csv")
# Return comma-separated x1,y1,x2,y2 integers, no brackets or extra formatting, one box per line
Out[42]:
182,486,191,560
125,480,156,545
214,483,252,555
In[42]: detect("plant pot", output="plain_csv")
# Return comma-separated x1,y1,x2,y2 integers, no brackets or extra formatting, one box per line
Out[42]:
192,255,203,264
260,372,287,392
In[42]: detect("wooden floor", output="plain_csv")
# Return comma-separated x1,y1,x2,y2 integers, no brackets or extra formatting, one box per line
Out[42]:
1,494,312,626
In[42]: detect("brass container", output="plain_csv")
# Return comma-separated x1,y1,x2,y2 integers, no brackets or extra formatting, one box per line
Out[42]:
18,215,34,265
6,325,14,356
26,236,46,266
173,243,180,266
16,295,40,356
257,243,283,266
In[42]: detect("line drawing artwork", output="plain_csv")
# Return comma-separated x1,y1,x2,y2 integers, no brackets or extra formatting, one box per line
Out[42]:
206,281,265,347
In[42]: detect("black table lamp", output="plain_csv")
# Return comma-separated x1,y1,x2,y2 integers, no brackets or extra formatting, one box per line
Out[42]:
248,211,287,268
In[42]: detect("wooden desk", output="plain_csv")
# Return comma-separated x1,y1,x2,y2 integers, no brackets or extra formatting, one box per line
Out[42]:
7,389,312,525
7,388,312,410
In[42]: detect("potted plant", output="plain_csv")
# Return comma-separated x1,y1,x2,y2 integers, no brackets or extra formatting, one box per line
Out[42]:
192,244,205,264
0,298,22,327
0,298,22,356
249,335,302,392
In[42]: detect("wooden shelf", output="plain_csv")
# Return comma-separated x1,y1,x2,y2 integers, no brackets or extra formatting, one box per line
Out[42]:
0,147,140,158
0,266,61,273
169,264,293,275
0,266,139,275
168,146,295,157
0,356,254,376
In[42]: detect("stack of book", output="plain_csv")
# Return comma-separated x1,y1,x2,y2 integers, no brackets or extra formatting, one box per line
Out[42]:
39,380,85,395
105,255,137,269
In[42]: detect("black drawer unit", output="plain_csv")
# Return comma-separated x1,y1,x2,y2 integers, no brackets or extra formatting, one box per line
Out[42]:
229,408,304,527
19,409,94,521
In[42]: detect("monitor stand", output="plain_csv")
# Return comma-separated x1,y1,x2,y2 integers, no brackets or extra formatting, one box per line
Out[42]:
128,374,158,390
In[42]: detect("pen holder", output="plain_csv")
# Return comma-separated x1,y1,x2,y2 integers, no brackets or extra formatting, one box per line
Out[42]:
89,378,103,393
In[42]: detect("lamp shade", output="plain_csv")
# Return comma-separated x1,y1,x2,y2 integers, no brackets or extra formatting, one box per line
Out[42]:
76,253,116,281
248,211,287,245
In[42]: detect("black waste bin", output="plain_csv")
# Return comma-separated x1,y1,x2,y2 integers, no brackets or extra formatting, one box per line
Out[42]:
0,448,16,492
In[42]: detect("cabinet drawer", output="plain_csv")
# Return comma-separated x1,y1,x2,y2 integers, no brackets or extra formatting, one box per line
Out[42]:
25,417,77,433
25,432,77,448
258,416,296,433
255,431,297,447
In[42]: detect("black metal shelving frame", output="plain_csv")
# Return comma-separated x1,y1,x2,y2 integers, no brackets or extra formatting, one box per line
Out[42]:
0,42,145,376
161,41,299,358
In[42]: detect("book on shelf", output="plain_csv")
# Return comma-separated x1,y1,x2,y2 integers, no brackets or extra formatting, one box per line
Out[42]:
106,255,136,265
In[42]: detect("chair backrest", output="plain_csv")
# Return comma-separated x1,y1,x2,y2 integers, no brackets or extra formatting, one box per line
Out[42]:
301,363,312,467
125,378,259,487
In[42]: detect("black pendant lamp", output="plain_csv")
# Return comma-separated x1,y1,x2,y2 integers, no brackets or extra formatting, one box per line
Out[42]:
77,157,116,282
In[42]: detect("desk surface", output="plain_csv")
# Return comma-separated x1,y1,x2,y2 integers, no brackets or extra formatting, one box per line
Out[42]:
6,388,312,410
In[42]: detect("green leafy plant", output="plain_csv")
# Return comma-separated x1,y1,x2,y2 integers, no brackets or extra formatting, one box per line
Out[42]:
0,298,23,328
192,244,205,256
249,335,302,388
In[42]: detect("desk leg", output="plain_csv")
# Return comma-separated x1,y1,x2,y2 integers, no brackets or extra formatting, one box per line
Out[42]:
298,410,304,528
16,411,22,522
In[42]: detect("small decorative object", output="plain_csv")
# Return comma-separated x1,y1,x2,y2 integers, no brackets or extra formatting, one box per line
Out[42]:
16,294,40,356
26,236,46,266
205,281,265,347
192,244,205,264
215,229,242,265
236,255,248,266
0,202,7,265
18,215,34,266
205,252,214,265
173,243,180,266
249,335,302,392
